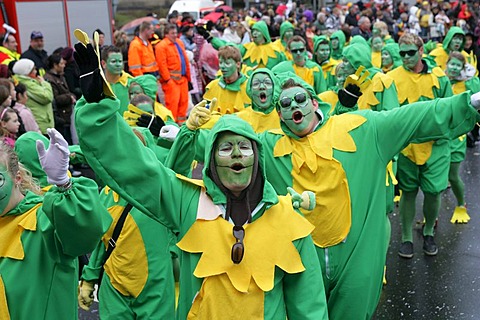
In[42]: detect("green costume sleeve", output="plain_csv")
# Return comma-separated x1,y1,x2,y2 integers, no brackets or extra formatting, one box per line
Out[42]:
313,66,327,94
371,92,480,164
81,240,106,282
435,76,453,98
284,236,328,319
373,83,399,111
75,97,185,232
42,177,112,257
68,145,87,165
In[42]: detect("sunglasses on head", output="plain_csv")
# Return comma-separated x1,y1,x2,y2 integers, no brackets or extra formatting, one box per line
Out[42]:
399,49,418,57
231,226,244,264
291,47,306,54
278,92,308,109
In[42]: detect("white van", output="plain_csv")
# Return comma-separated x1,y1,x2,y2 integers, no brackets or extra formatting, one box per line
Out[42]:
168,0,223,20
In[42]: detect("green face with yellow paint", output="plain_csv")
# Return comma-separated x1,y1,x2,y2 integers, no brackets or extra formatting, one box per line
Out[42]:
129,83,144,100
278,86,318,137
219,57,239,79
381,50,393,68
105,52,124,75
214,132,255,196
290,41,307,67
446,57,464,78
399,43,420,71
252,29,266,45
250,72,274,110
0,165,13,215
316,43,330,64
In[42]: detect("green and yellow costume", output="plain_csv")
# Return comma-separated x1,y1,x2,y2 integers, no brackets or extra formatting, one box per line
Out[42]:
203,73,251,114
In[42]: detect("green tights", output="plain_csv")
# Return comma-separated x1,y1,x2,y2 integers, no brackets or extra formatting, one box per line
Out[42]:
448,162,465,206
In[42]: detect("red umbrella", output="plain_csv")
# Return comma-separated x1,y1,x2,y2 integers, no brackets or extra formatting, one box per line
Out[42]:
216,5,233,12
202,12,224,23
120,16,159,35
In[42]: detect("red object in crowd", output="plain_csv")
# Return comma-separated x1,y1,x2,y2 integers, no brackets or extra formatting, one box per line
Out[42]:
203,12,224,23
276,4,287,16
458,4,472,20
216,5,234,12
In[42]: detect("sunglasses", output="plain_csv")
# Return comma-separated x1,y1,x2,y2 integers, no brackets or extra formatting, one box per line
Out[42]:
399,49,418,58
278,92,308,109
231,226,245,264
291,47,306,54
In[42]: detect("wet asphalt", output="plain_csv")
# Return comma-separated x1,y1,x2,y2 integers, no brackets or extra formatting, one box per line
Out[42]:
79,143,480,320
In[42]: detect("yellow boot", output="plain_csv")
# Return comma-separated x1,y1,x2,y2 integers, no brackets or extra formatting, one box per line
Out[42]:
383,266,387,285
450,205,470,224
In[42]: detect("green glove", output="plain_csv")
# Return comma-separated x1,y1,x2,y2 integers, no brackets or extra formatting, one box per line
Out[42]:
78,280,95,311
287,187,316,211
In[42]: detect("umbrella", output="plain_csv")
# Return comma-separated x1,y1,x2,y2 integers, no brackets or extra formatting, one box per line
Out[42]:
202,12,224,23
215,5,233,12
120,16,159,35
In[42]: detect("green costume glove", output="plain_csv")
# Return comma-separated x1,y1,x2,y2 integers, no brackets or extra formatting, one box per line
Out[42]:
287,187,316,211
78,280,95,311
423,40,438,54
450,206,470,224
186,98,216,130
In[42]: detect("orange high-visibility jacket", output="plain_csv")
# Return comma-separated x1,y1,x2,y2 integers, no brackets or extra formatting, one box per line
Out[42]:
155,38,191,84
128,36,158,76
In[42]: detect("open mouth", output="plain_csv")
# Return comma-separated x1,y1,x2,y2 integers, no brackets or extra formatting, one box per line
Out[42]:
292,110,304,124
259,92,267,103
230,163,246,172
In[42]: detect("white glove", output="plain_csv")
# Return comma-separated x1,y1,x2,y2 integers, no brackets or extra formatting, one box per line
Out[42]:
78,280,95,311
470,91,480,109
36,128,71,186
159,125,180,142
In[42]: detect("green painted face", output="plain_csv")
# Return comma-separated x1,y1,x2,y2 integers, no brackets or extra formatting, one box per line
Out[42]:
381,50,393,67
219,57,238,79
283,29,294,42
372,37,384,52
446,57,463,78
252,29,265,45
449,34,464,52
335,64,348,88
128,84,144,100
250,73,274,110
290,41,307,67
106,53,124,75
399,43,420,71
342,58,356,76
278,86,318,137
372,27,381,37
316,44,330,63
0,166,13,214
331,38,339,50
214,132,255,196
136,102,153,113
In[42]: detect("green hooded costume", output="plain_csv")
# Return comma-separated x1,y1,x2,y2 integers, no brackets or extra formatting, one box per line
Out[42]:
211,21,286,70
382,43,403,72
429,27,473,71
312,35,338,89
273,21,294,60
329,30,346,62
75,96,329,320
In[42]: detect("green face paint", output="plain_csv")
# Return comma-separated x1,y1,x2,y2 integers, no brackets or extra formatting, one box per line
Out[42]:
252,29,265,45
250,73,274,110
278,87,318,137
449,34,464,52
446,57,463,78
219,57,238,79
105,53,124,75
283,29,294,43
399,44,420,71
316,44,330,63
290,41,307,67
372,27,381,37
335,64,348,88
214,132,255,195
342,58,356,76
136,102,154,113
129,84,144,100
381,50,393,68
331,38,339,50
372,37,384,52
0,166,13,214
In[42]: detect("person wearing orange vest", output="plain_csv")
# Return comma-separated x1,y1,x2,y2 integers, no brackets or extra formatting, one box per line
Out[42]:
155,24,190,125
127,21,159,77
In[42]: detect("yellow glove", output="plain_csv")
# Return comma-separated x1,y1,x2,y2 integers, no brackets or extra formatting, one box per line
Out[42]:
287,187,316,211
186,98,216,130
344,65,371,92
78,280,95,311
123,103,152,127
450,206,470,224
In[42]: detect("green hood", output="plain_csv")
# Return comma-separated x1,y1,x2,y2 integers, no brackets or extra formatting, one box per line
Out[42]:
202,115,278,206
280,21,294,44
246,68,281,113
312,35,330,64
275,72,331,139
343,43,382,78
330,30,346,58
14,131,49,187
442,26,465,53
128,74,158,101
252,21,271,44
382,43,403,69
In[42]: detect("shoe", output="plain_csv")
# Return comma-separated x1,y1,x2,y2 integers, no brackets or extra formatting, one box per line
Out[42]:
423,235,438,256
398,241,414,258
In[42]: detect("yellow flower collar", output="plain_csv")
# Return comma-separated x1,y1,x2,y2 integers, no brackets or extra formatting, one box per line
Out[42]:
243,42,279,67
359,72,394,110
394,67,443,104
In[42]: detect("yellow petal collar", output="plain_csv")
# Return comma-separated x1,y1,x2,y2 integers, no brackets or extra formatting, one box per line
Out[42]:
389,67,443,104
243,43,279,67
177,195,313,292
359,72,394,110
